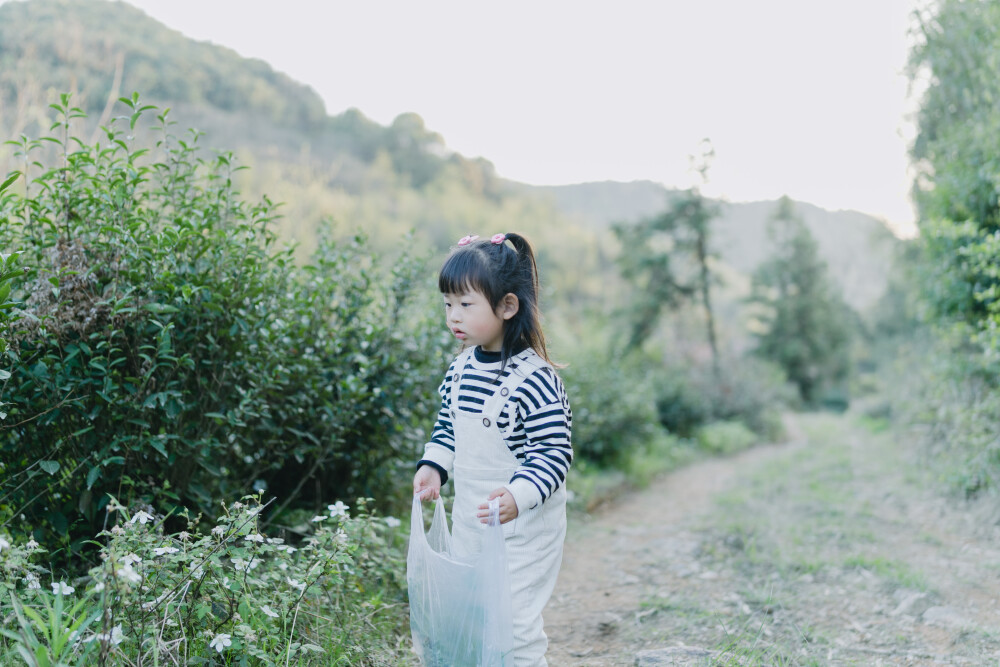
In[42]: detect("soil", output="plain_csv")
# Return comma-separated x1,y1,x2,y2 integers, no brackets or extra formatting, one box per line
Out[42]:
544,412,1000,666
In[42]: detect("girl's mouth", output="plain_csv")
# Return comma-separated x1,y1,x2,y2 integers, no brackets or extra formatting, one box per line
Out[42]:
452,328,465,339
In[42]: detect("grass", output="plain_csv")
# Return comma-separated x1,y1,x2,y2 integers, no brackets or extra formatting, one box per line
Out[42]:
685,411,938,661
842,554,928,591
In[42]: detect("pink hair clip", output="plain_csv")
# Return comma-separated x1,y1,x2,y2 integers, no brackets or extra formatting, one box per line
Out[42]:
491,233,506,244
457,234,479,246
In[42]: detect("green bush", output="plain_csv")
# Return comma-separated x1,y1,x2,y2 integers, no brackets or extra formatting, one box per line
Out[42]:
561,346,664,467
653,356,791,441
0,94,447,562
0,495,412,665
694,420,758,455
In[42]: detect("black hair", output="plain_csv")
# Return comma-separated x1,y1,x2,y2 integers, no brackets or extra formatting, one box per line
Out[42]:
438,232,551,372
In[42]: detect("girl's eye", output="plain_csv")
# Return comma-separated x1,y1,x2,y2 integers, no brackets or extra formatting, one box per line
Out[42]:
461,302,471,308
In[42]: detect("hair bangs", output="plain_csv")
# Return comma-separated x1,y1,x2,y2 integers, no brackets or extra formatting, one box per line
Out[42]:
438,248,501,303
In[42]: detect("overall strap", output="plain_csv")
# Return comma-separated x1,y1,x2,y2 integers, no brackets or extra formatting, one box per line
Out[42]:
448,347,477,418
482,349,549,424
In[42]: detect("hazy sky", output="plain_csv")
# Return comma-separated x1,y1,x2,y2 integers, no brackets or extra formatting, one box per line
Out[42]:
122,0,921,236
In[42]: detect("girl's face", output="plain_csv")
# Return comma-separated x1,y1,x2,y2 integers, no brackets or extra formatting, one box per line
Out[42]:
443,290,511,352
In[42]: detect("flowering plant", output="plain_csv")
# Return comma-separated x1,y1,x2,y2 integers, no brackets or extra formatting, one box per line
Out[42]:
0,495,410,664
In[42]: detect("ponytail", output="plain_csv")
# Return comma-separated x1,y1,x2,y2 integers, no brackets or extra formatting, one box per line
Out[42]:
501,233,551,366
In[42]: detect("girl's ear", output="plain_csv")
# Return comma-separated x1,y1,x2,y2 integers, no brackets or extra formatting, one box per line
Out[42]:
499,293,519,320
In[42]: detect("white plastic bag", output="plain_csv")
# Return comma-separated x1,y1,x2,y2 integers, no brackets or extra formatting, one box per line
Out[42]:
407,495,514,666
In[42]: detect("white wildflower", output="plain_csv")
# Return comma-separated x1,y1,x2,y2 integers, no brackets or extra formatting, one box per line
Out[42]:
209,632,232,653
25,539,38,549
116,563,142,584
152,546,179,556
129,510,154,525
178,531,190,541
266,537,284,545
86,623,125,646
311,515,326,523
211,525,226,537
121,553,142,566
24,573,41,590
327,501,349,519
92,581,105,593
51,581,75,595
335,529,348,545
286,577,306,592
110,525,124,535
384,516,401,528
231,557,260,573
261,605,279,618
244,533,264,543
0,537,9,551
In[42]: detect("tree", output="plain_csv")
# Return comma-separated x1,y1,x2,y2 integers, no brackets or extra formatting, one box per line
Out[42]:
613,143,721,373
909,0,1000,355
749,197,853,406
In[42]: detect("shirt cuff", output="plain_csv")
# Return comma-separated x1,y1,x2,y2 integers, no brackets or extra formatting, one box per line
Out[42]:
506,477,543,514
417,447,455,486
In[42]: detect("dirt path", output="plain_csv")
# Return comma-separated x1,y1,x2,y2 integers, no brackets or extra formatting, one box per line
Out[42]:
545,412,1000,666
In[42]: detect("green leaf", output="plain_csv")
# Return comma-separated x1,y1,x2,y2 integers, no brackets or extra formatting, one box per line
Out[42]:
143,303,179,314
39,461,60,475
0,172,19,194
86,466,100,490
149,440,168,459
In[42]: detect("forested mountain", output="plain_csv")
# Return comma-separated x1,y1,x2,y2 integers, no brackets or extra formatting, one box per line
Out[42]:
521,182,898,311
0,0,898,321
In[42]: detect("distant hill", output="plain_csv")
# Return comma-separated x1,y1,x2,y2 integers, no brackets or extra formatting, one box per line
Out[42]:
519,182,900,312
0,0,898,326
0,0,494,197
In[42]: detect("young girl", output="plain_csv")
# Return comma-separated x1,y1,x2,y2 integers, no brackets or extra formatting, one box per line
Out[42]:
413,232,572,667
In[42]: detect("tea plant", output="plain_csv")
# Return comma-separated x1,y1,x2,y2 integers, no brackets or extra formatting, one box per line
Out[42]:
0,94,447,563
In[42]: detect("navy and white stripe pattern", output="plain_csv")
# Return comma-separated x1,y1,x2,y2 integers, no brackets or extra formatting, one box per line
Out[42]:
421,347,573,504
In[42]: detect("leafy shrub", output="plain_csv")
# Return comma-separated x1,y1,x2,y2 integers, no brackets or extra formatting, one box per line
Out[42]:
0,495,412,665
0,94,447,562
560,346,664,467
653,356,791,441
694,420,758,455
891,338,1000,498
651,368,712,438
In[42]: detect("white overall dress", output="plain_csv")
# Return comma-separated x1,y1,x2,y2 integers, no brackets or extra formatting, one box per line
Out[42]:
449,347,568,667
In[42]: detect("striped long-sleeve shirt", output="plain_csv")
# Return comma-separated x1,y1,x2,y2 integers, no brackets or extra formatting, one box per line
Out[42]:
418,346,573,512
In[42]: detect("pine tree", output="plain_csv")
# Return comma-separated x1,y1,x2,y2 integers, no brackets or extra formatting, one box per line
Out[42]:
749,197,853,406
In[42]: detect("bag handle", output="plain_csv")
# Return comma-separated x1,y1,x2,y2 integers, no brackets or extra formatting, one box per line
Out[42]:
410,494,428,547
486,496,501,527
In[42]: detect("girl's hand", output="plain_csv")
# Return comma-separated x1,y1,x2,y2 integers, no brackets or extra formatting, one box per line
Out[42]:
478,487,518,524
413,466,442,500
